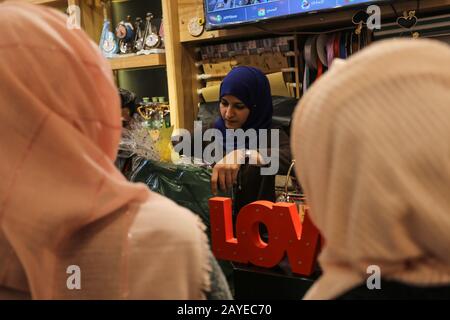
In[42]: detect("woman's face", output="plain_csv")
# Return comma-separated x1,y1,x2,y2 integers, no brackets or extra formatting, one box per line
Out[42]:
220,95,250,129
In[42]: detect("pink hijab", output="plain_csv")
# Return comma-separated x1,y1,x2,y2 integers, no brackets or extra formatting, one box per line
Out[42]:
0,1,209,299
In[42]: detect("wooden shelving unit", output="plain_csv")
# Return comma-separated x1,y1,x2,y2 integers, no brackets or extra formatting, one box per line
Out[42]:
28,0,62,3
108,53,166,70
23,0,103,40
27,0,69,5
20,0,450,131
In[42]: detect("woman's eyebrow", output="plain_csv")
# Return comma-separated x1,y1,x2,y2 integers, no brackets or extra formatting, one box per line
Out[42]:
221,98,245,107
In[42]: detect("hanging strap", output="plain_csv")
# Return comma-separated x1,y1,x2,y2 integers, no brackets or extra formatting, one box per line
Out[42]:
326,33,336,67
316,33,329,67
333,32,341,60
304,35,318,70
316,58,324,78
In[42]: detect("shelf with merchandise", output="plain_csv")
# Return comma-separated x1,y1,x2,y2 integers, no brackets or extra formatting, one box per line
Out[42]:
108,51,166,70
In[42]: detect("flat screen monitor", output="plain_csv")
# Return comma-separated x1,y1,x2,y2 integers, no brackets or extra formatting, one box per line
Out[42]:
205,0,386,30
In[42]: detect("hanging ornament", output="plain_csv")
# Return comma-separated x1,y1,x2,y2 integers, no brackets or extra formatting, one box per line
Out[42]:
143,12,162,49
397,10,419,29
188,17,205,37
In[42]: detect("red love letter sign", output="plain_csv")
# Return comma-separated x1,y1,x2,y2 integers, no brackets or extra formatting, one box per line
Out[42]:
209,197,246,263
236,201,286,268
209,197,321,276
274,202,321,275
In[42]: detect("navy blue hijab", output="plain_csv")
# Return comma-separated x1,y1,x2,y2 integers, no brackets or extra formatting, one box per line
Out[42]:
214,66,273,150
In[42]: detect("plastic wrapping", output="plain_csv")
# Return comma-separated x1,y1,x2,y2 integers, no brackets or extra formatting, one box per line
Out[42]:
128,157,226,235
118,120,174,162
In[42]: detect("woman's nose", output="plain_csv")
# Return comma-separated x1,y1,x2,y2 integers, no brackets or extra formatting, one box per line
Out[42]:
225,107,235,119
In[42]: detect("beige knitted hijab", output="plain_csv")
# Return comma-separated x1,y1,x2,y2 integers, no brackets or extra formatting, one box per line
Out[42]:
291,38,450,299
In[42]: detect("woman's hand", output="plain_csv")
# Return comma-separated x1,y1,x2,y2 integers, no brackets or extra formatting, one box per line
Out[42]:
211,149,266,195
211,150,244,195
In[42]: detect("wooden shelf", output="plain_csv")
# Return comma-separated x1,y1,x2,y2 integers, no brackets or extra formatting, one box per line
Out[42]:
108,53,166,71
27,0,66,4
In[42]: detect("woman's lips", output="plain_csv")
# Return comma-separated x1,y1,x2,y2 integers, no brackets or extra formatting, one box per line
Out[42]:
225,121,238,128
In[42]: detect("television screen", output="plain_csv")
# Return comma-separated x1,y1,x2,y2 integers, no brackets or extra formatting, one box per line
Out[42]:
205,0,386,30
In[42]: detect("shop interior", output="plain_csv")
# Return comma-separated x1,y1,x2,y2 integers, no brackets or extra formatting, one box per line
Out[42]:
2,0,450,300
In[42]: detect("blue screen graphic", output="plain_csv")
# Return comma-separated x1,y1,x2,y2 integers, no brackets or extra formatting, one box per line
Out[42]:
206,0,383,29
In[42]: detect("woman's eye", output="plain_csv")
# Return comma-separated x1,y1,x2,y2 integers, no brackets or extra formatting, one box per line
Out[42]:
235,104,245,110
220,100,229,106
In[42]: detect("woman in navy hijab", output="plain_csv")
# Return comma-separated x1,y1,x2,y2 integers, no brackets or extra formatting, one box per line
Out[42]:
214,66,273,142
211,66,292,214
